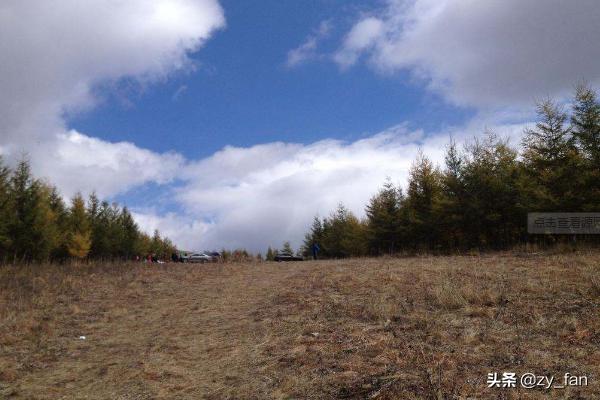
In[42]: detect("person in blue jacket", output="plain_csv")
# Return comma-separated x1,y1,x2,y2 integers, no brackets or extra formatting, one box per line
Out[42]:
311,242,320,260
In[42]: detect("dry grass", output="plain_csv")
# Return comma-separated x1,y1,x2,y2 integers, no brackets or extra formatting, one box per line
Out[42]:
0,253,599,399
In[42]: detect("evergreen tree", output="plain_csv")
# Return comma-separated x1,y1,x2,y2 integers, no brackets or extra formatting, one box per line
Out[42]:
572,83,600,164
119,207,139,259
0,157,12,259
365,178,403,255
321,203,366,258
281,241,294,254
8,159,58,262
522,99,581,211
266,246,274,261
89,199,112,259
301,216,324,257
48,186,69,259
405,152,443,250
462,133,523,248
67,193,92,259
438,140,467,249
571,83,600,210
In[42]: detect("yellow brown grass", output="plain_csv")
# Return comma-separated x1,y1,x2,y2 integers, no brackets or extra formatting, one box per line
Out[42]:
0,253,599,399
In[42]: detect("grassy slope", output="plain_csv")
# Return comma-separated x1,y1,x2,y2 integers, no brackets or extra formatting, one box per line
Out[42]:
0,254,599,399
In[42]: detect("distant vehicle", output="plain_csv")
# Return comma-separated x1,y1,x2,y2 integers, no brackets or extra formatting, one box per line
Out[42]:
274,252,303,262
204,251,221,262
186,253,213,263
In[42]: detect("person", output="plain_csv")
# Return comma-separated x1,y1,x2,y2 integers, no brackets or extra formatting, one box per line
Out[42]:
171,252,179,263
312,242,320,260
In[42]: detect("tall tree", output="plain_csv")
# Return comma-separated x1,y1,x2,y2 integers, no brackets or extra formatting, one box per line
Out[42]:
521,99,581,211
365,179,403,255
321,203,366,258
281,241,294,254
405,152,443,250
8,159,58,262
571,83,600,210
67,193,92,259
301,216,324,257
119,207,139,259
572,83,600,164
266,246,275,261
462,133,523,248
438,140,467,249
0,157,12,258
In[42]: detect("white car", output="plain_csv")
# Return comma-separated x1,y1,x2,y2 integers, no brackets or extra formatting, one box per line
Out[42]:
186,253,213,263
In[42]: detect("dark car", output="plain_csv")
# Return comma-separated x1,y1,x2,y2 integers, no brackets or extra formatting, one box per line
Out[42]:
274,252,303,262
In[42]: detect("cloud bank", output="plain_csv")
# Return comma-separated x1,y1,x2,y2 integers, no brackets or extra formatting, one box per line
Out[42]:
334,0,600,107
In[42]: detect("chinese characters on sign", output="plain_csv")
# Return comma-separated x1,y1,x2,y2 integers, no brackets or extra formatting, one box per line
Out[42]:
527,213,600,234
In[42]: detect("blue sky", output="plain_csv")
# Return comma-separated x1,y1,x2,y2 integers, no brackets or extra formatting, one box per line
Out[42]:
68,0,472,160
2,0,600,251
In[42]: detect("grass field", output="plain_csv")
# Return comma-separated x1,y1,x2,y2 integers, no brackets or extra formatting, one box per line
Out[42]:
1,253,599,399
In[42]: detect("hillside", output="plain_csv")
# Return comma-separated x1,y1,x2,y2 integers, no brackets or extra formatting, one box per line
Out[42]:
1,254,598,399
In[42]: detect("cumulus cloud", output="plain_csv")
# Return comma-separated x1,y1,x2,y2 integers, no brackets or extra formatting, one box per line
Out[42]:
37,131,185,198
286,21,331,67
335,0,600,107
0,0,225,197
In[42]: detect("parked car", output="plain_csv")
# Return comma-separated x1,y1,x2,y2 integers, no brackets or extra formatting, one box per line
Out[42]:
204,251,221,262
274,252,303,262
186,253,213,263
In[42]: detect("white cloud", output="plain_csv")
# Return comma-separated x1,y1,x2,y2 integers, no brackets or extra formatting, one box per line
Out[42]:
0,0,225,197
333,17,384,68
286,21,331,67
132,211,213,251
335,0,600,107
35,131,185,199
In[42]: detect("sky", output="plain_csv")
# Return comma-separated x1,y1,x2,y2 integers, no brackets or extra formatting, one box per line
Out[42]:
1,0,600,252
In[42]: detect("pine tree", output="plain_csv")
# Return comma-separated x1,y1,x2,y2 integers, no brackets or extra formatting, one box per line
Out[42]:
48,186,69,259
571,83,600,210
67,193,92,259
302,216,324,257
405,152,443,250
522,99,581,211
462,133,522,248
281,241,294,254
120,207,139,259
0,157,12,259
266,246,274,261
321,203,366,258
572,83,600,164
438,140,467,249
365,179,403,255
8,159,58,262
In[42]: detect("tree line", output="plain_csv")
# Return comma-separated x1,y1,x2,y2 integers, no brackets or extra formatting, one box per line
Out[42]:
301,83,600,257
0,158,175,263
